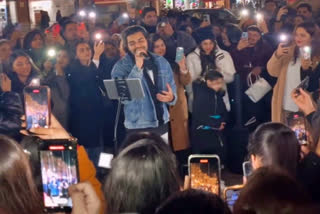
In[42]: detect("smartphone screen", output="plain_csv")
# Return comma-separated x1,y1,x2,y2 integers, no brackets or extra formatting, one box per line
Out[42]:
189,155,220,195
40,141,79,212
241,32,248,39
225,189,241,211
242,161,253,177
287,113,307,145
24,86,51,130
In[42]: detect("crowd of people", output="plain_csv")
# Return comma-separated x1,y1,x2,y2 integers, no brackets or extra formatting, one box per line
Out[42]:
1,0,320,213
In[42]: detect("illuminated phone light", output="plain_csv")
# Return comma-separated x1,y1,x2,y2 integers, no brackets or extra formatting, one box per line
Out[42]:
49,145,65,151
89,12,96,19
241,9,249,16
79,10,86,17
33,89,40,93
122,13,129,18
47,49,56,57
95,33,102,40
279,34,288,42
256,13,263,21
200,159,208,163
294,114,299,119
303,46,311,53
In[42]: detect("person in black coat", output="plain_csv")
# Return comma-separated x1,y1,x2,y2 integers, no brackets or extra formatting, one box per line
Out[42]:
192,71,228,162
66,40,105,167
0,73,23,138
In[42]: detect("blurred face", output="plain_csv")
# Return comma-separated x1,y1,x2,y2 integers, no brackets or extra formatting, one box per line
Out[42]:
64,23,77,41
157,23,174,38
200,39,215,55
13,56,32,78
127,32,148,55
76,43,92,62
143,11,158,27
56,50,70,68
105,43,119,58
0,43,12,61
153,39,166,57
31,34,43,49
295,27,312,47
294,16,304,27
206,78,224,92
248,30,261,47
297,7,312,19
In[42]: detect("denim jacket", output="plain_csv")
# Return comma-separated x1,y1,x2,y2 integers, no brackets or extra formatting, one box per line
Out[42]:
111,53,177,129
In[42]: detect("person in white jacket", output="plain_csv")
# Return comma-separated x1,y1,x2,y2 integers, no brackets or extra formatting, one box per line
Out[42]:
186,26,236,112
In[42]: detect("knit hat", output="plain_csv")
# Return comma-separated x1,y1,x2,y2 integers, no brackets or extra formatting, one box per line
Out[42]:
192,26,216,44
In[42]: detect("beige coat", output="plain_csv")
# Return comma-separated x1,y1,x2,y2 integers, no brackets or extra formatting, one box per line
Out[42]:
267,46,296,122
169,71,191,151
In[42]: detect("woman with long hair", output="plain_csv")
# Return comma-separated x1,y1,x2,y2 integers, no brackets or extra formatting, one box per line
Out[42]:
0,135,43,214
23,29,46,70
104,132,181,214
7,50,39,97
267,21,320,123
186,26,236,112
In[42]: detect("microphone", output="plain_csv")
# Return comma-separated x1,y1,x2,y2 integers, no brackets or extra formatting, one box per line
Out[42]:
139,52,150,60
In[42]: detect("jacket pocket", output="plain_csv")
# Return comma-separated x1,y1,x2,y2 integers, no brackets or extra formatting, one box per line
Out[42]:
124,100,140,123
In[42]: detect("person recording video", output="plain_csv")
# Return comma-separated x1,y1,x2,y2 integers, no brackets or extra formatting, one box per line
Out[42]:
111,25,177,139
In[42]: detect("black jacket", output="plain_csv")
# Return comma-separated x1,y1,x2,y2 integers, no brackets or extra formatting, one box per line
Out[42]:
192,81,228,130
66,60,105,148
0,91,23,136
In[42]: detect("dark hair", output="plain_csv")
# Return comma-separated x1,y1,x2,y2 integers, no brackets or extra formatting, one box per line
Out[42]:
248,122,300,176
9,50,40,73
294,21,318,63
141,7,157,18
297,3,312,12
121,25,148,53
20,136,42,192
156,189,232,214
148,33,166,52
167,10,179,19
205,71,224,81
233,167,317,214
0,135,43,214
247,25,262,35
23,29,45,50
60,19,77,37
199,40,217,78
104,133,181,214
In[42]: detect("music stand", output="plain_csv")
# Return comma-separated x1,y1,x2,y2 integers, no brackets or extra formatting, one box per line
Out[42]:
103,78,145,153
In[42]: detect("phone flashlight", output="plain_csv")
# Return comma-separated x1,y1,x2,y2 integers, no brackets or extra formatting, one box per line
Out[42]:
95,33,102,40
79,10,86,17
304,46,311,54
31,78,40,87
89,11,96,19
241,9,249,17
279,34,288,42
122,13,129,18
256,13,263,21
47,49,56,58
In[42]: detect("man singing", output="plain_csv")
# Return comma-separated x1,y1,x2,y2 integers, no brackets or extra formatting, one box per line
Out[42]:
111,25,177,138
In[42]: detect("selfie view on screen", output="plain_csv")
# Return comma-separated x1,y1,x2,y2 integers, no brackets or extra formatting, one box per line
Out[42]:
40,149,78,208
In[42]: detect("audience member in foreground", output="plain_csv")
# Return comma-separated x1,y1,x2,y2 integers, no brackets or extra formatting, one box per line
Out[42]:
234,167,318,214
104,132,181,214
155,189,231,214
